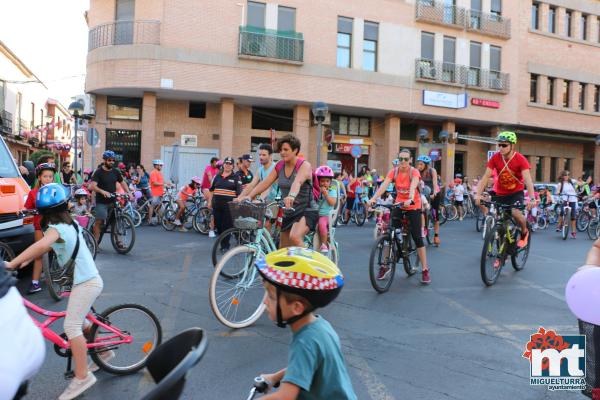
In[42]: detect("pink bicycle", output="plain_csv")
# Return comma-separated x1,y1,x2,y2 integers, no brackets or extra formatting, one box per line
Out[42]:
24,298,162,378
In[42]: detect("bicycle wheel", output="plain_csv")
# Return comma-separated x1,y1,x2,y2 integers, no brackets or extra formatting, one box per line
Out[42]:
211,228,255,269
424,214,433,246
355,203,367,226
89,303,162,375
480,226,504,286
137,202,149,224
130,209,142,228
536,215,548,231
209,245,266,329
511,226,531,271
81,228,98,259
43,252,68,301
111,215,136,254
445,204,458,221
562,209,570,240
483,216,494,240
192,207,212,234
161,209,177,231
0,241,15,261
475,213,485,233
588,218,599,240
438,206,447,226
402,236,419,276
368,235,396,293
576,212,590,232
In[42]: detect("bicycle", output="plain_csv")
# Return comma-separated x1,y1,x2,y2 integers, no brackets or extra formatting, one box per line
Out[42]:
341,195,367,226
162,193,211,234
576,199,593,232
246,377,280,400
122,195,142,227
23,297,162,378
368,203,420,293
557,200,574,240
480,201,531,286
95,193,136,254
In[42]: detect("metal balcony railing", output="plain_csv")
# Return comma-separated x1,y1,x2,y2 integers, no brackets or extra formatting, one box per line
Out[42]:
415,58,510,92
415,0,466,28
88,20,160,51
238,26,304,63
467,10,511,39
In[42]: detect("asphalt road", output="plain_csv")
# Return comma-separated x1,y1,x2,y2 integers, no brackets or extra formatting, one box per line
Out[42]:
20,218,590,400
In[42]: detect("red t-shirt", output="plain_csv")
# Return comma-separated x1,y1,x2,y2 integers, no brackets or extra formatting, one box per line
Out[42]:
24,188,41,230
149,169,164,197
486,152,530,196
387,167,421,210
347,180,360,199
201,166,219,190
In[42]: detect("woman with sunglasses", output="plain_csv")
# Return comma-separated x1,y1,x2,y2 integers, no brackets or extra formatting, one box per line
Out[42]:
368,148,431,284
208,157,242,249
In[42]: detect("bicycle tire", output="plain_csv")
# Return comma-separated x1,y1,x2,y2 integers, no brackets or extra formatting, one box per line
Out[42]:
480,226,503,286
209,245,266,329
588,218,599,240
211,227,255,269
130,209,142,228
0,241,15,261
368,235,396,293
562,209,570,240
424,214,433,246
89,303,162,375
445,204,458,221
81,228,98,259
511,225,531,271
355,204,367,226
475,214,485,233
536,215,548,231
438,206,447,226
402,236,419,276
43,252,68,302
192,207,212,234
576,212,589,232
328,242,339,265
161,209,177,231
111,215,136,254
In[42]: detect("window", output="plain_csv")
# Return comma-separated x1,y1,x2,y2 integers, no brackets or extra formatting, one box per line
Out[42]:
547,77,555,105
565,10,572,37
548,6,556,33
469,41,481,85
247,1,265,28
107,96,142,120
563,80,571,108
581,14,588,40
470,0,482,29
277,6,295,31
188,102,206,118
531,3,539,30
337,17,353,68
363,21,378,71
490,0,502,19
579,83,586,110
251,107,293,131
490,45,501,72
421,32,434,60
442,36,456,82
115,0,135,45
106,129,141,165
595,85,600,112
332,115,371,137
530,74,538,103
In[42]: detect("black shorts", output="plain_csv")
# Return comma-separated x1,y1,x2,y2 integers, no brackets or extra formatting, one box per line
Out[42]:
454,200,463,206
492,191,525,207
282,208,318,232
345,197,356,210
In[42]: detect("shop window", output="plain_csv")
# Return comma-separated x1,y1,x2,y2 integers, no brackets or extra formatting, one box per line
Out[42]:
401,123,418,141
251,107,293,132
107,96,142,120
105,129,141,165
332,114,370,136
188,102,206,118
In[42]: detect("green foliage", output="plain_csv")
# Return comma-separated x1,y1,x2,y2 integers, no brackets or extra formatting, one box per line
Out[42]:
30,149,54,166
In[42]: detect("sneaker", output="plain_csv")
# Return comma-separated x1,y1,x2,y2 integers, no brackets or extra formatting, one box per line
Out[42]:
89,350,115,373
58,372,97,400
517,230,529,248
178,226,188,232
208,230,216,238
421,269,431,284
433,235,440,247
571,232,576,239
493,259,502,269
320,243,329,254
377,266,391,280
28,282,42,294
459,217,463,221
555,227,561,232
173,219,182,226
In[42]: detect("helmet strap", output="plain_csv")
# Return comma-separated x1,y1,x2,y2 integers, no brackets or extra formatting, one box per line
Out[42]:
275,287,314,329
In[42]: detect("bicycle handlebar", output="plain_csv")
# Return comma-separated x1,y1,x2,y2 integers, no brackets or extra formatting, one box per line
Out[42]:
480,200,526,211
247,377,281,399
377,201,415,210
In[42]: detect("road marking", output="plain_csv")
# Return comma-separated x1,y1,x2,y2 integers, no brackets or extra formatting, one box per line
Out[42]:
344,346,396,400
513,277,565,302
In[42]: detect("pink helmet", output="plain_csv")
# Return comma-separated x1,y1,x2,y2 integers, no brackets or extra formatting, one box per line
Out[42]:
315,165,334,178
191,176,202,184
216,160,224,167
83,168,92,174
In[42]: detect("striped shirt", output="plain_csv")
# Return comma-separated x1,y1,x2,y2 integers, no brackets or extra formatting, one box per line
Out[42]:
210,173,243,207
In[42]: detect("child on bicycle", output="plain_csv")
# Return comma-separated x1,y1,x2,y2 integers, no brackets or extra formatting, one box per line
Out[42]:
72,188,92,229
7,183,103,400
23,162,56,294
315,166,337,254
173,176,201,231
256,247,357,400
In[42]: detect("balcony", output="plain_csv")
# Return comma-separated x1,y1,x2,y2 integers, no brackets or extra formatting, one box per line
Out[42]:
0,111,12,135
467,10,511,39
415,0,510,39
238,26,303,64
415,0,466,29
415,58,510,93
88,20,160,51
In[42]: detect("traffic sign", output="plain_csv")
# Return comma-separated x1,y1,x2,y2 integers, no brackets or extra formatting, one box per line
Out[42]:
350,145,362,159
86,128,99,146
428,148,442,161
487,150,497,161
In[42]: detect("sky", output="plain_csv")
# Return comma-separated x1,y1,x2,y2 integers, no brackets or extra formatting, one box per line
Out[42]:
0,0,90,108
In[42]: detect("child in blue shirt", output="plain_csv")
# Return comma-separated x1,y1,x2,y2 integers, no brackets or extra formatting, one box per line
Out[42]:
315,166,338,254
255,247,357,400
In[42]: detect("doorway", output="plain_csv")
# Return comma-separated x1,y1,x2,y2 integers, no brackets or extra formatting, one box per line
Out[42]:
105,129,141,166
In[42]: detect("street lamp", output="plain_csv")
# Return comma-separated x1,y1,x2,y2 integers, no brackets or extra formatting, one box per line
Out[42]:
439,130,449,143
312,101,328,166
68,100,84,179
417,128,428,143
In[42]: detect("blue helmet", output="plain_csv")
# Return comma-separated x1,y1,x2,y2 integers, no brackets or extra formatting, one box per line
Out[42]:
36,183,70,214
102,150,116,160
417,155,432,164
392,158,400,166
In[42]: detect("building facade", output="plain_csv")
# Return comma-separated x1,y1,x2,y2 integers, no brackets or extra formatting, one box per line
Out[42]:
84,0,600,184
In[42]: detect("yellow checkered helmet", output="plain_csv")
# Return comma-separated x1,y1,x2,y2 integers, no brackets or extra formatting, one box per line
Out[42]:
255,247,344,309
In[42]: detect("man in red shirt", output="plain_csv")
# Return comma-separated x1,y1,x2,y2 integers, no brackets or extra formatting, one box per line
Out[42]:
201,157,219,237
148,159,169,225
475,131,535,248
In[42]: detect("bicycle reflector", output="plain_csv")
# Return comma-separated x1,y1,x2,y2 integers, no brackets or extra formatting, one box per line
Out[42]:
142,341,154,354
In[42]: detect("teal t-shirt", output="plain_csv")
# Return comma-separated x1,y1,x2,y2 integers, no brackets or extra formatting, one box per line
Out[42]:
48,222,98,285
259,163,279,201
318,187,338,217
282,316,357,400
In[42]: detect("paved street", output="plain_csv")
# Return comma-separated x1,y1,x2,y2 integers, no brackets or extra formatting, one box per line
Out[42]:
21,219,588,400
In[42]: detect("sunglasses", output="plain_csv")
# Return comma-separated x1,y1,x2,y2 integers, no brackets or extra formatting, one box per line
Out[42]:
399,157,410,162
498,143,510,148
224,161,233,165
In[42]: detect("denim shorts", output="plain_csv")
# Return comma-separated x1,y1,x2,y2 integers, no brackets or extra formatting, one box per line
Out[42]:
94,202,112,220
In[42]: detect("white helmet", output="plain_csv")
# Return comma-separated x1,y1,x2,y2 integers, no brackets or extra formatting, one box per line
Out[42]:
74,188,89,197
153,159,164,166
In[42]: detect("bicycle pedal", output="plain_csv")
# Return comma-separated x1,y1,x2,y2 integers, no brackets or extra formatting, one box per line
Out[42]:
64,370,74,380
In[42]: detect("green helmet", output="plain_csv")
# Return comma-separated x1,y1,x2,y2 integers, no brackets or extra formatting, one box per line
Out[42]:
496,131,517,144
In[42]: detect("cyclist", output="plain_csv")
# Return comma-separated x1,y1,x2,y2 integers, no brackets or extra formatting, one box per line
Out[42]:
208,157,242,251
416,155,441,245
201,157,220,237
315,166,338,254
454,177,466,221
88,150,133,243
148,159,168,226
173,176,202,232
255,248,357,399
342,174,361,224
236,154,254,190
474,131,535,248
7,183,103,400
240,134,318,248
368,148,431,284
556,170,578,238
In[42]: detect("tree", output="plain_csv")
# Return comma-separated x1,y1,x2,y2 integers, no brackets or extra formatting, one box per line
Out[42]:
30,149,55,166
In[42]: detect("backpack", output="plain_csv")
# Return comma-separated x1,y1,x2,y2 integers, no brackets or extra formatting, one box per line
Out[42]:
275,159,320,202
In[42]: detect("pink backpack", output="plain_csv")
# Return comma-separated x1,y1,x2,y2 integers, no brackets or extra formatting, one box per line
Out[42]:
275,159,320,202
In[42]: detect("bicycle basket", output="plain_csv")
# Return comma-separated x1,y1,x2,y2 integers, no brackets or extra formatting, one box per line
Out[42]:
228,202,267,230
579,319,600,399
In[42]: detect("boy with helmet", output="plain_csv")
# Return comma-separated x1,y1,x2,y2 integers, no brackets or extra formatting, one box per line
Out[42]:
256,248,357,399
475,131,535,248
173,176,202,231
315,166,338,254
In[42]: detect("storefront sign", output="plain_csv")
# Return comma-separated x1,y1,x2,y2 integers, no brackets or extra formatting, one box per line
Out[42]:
349,138,363,145
423,90,467,109
334,143,369,155
471,98,500,109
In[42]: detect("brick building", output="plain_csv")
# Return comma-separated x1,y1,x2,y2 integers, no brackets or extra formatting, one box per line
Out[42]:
84,0,600,184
